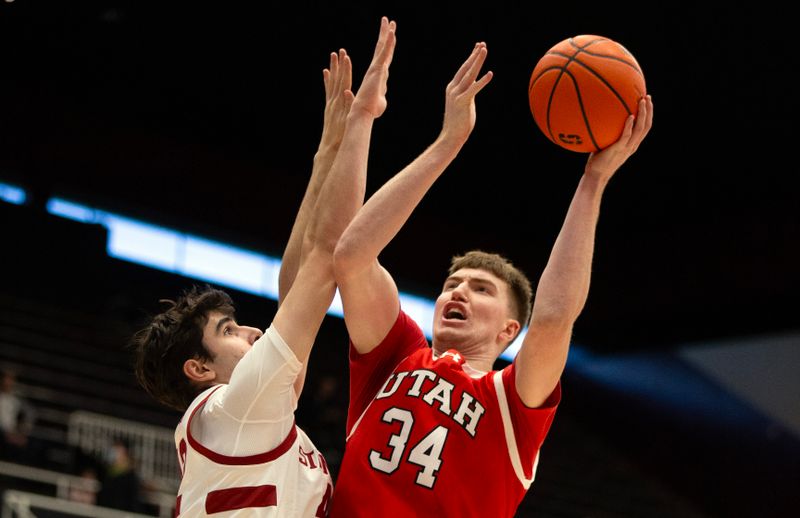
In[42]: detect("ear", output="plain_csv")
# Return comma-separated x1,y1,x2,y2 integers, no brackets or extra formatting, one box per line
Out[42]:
183,358,216,383
498,319,521,345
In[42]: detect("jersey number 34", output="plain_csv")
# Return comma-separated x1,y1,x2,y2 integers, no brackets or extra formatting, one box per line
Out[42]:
369,408,449,489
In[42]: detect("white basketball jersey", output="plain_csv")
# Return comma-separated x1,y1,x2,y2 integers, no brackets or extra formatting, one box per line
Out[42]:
174,386,333,517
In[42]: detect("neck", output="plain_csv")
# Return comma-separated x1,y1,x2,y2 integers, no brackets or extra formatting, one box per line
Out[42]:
432,341,496,372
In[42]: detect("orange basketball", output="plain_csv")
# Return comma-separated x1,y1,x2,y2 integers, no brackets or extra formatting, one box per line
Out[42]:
528,35,646,153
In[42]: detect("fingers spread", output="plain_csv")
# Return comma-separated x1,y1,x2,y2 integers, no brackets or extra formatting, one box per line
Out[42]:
467,70,494,97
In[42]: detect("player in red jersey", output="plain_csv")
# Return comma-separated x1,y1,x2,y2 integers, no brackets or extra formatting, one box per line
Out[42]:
132,17,397,516
328,38,654,517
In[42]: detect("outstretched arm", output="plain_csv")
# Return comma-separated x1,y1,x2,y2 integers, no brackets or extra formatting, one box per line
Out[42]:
516,95,654,407
334,43,493,353
278,49,353,306
272,16,397,364
276,49,352,398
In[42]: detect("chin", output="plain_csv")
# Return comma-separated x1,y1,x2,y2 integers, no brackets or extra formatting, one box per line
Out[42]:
433,326,465,345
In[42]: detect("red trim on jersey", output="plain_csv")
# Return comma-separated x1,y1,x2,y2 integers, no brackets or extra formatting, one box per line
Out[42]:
186,386,298,465
205,484,278,513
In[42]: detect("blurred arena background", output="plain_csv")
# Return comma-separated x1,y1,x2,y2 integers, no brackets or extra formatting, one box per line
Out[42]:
1,2,798,517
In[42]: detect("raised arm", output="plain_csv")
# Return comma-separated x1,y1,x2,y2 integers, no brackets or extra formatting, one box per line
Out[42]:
334,43,493,353
278,49,353,305
276,49,353,397
516,95,654,407
272,17,397,363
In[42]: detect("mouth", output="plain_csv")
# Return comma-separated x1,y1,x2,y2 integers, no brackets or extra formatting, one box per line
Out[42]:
443,305,467,322
445,310,465,320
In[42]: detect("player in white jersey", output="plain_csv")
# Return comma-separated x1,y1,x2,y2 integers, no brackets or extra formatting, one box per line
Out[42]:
132,17,397,516
173,326,332,516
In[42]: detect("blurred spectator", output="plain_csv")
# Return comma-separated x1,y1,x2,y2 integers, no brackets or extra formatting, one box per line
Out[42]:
0,367,38,463
96,438,144,512
69,466,100,505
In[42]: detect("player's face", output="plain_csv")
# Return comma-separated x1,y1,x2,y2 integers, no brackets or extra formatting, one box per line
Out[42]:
200,311,263,384
433,268,514,350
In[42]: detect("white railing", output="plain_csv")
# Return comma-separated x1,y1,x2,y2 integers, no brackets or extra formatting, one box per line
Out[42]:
0,461,99,500
1,489,154,518
0,461,175,518
66,411,179,494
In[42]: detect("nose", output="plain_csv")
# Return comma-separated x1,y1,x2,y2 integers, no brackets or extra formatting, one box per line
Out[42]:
243,326,263,345
450,281,468,301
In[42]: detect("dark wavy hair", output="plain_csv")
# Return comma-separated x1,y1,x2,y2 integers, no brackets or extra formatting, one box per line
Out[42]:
131,285,235,411
449,250,533,334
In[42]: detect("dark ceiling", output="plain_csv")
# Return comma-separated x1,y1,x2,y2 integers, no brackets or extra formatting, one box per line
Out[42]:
1,2,797,353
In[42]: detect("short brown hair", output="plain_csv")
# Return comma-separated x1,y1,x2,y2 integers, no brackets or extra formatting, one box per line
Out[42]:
449,250,533,330
131,285,234,411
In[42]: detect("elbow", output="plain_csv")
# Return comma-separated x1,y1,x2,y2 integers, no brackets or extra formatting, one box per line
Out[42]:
304,218,339,258
333,235,365,284
298,237,333,280
315,234,339,258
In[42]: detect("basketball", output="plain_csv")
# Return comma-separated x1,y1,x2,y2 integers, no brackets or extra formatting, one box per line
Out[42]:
528,35,646,153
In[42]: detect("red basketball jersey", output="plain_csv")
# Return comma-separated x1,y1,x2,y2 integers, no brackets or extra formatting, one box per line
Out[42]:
330,311,560,518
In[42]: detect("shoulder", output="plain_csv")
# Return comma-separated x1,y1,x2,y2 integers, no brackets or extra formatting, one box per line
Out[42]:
178,385,225,430
383,310,428,350
257,324,301,365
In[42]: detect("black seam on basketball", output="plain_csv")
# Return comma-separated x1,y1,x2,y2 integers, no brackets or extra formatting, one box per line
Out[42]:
541,48,640,72
554,46,642,76
545,48,639,72
573,52,642,75
529,65,567,93
532,53,572,85
544,69,568,145
530,64,599,150
568,37,608,51
565,68,600,151
567,58,635,115
548,68,598,151
546,51,580,59
554,46,607,149
529,66,562,144
563,38,642,75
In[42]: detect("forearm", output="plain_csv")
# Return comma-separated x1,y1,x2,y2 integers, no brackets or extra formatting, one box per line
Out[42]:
517,97,651,406
278,145,338,303
306,110,375,254
532,173,609,324
516,174,608,406
334,136,462,275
